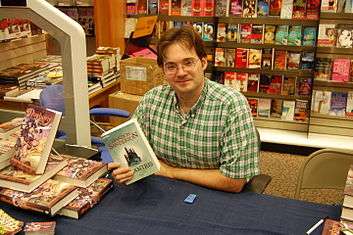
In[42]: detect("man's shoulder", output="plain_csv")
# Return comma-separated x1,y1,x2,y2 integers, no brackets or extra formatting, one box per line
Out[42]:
143,84,172,100
207,80,247,105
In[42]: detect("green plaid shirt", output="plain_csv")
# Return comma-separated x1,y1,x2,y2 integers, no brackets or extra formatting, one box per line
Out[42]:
134,79,259,180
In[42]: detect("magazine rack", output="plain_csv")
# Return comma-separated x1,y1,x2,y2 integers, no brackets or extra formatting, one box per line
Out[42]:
0,0,91,147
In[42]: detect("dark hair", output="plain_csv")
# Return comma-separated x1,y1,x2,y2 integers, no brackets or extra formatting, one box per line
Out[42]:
157,26,207,66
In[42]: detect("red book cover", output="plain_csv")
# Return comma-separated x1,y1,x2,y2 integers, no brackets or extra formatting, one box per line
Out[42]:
247,98,258,117
203,0,215,16
247,73,260,92
192,0,203,16
159,0,170,14
137,0,148,14
267,75,282,94
274,50,287,70
305,0,320,19
171,0,182,15
269,0,282,16
240,24,252,43
332,58,351,82
229,0,243,16
235,48,248,68
292,0,306,19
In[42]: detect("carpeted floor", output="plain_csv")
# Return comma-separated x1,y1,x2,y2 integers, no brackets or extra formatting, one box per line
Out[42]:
260,150,344,205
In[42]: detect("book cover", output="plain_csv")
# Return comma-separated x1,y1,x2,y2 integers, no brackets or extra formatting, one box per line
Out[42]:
306,0,320,19
192,22,203,38
270,99,283,118
247,98,258,117
268,75,282,94
0,154,67,193
217,23,227,42
224,72,237,89
341,207,353,222
0,117,22,134
275,25,289,45
247,73,260,92
281,100,296,120
192,0,203,16
240,24,252,43
296,77,312,96
248,49,262,68
58,178,113,219
344,166,353,196
302,26,317,46
312,90,331,114
300,52,315,70
242,0,257,17
269,0,282,16
317,24,337,47
0,179,78,216
274,50,287,70
345,0,353,12
332,58,351,82
287,52,301,70
54,156,108,188
0,209,23,235
259,74,272,93
171,0,182,15
258,98,271,117
202,23,215,41
227,24,239,42
264,25,276,44
235,48,248,68
257,0,270,16
321,0,337,12
159,0,170,14
215,0,229,16
280,0,293,18
181,0,192,15
101,119,160,185
204,0,215,16
225,48,236,67
321,219,342,235
294,99,309,121
336,27,353,48
229,0,243,16
250,24,264,44
236,73,248,92
292,0,306,19
215,47,226,67
287,25,302,46
262,48,273,69
346,91,353,118
148,0,159,14
329,91,348,117
281,77,296,96
24,221,56,235
10,105,62,175
137,0,148,14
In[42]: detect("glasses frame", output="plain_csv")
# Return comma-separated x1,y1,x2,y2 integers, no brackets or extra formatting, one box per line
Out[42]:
163,57,200,76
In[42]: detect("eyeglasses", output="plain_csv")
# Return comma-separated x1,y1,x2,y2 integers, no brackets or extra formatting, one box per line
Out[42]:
163,58,199,75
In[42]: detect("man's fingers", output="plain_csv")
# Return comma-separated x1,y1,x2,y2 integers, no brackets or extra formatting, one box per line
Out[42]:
107,162,120,170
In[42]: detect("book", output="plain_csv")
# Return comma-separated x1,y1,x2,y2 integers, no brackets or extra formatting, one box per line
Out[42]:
262,48,273,69
0,117,22,134
192,0,202,16
58,178,113,219
250,24,264,44
346,91,353,118
225,49,236,67
280,0,293,18
202,23,215,41
248,49,262,68
0,209,23,235
204,0,215,16
302,27,317,46
287,25,302,46
275,25,289,45
23,221,56,235
301,52,315,70
0,154,67,193
268,75,282,94
215,48,226,67
317,24,337,47
259,74,272,93
269,0,282,16
258,98,271,117
247,98,258,117
240,24,252,43
257,0,270,16
314,58,332,80
336,27,353,48
329,92,348,117
342,207,353,222
216,23,227,42
270,99,283,118
294,99,309,121
264,25,276,44
274,50,287,70
242,0,257,17
235,48,248,68
215,0,229,16
296,77,312,96
148,0,158,14
319,91,332,114
332,58,351,82
101,118,160,185
321,218,342,235
54,156,108,188
306,0,320,19
227,24,239,42
159,0,170,14
281,100,296,120
229,0,243,16
292,0,306,19
287,52,301,70
181,0,192,15
281,77,296,96
10,105,62,175
321,0,337,12
192,22,203,37
247,73,260,92
0,179,78,216
171,0,182,15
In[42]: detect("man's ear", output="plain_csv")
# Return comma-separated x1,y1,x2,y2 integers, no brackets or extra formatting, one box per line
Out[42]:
201,57,208,70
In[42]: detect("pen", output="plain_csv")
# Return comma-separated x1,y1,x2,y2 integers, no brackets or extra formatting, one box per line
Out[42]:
306,218,325,234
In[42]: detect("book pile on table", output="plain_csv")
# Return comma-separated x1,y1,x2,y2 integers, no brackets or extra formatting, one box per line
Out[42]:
0,105,113,219
339,165,353,234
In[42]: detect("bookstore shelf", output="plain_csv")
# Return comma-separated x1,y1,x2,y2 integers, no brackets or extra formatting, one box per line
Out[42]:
216,42,315,52
317,47,353,56
320,12,353,20
244,92,310,101
158,15,216,23
313,81,353,89
218,17,319,26
214,67,313,77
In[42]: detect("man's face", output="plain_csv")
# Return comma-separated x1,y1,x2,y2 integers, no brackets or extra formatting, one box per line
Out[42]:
162,43,207,96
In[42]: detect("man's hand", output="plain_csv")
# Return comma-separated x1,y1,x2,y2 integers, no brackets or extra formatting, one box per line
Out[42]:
108,162,134,184
155,160,175,179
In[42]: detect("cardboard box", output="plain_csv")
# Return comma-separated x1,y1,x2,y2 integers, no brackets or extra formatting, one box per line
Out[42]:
109,91,142,126
120,57,165,95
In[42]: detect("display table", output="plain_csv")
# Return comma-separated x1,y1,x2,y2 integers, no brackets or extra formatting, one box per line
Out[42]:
1,176,341,235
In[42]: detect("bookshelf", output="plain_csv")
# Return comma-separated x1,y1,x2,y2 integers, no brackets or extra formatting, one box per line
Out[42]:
0,0,91,147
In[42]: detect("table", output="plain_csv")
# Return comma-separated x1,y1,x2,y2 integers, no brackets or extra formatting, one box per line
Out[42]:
1,176,341,235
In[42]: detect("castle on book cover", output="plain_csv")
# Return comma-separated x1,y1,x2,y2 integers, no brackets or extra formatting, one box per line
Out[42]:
10,105,62,174
101,119,160,184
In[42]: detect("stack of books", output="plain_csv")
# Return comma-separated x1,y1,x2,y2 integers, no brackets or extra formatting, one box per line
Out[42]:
0,104,113,220
341,166,353,226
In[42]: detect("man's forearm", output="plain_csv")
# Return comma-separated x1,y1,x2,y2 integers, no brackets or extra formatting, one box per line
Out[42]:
169,167,246,193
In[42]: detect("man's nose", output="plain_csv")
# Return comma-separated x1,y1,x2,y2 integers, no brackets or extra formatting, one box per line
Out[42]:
176,64,187,76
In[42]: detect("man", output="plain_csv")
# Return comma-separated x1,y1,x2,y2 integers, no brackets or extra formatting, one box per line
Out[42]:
109,26,259,193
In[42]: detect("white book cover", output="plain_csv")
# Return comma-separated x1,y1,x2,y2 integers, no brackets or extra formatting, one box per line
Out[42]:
258,98,271,118
317,24,337,47
280,0,293,19
281,100,295,121
346,91,353,117
321,0,337,12
320,91,332,115
101,119,160,184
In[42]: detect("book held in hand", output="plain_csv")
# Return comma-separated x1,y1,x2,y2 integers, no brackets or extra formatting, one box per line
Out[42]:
10,105,62,175
101,119,160,184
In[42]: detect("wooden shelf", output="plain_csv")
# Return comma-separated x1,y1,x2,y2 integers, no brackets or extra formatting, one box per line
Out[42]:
316,47,353,56
320,12,353,20
213,66,313,77
158,15,216,23
218,17,318,26
313,80,353,89
244,92,310,100
216,42,315,51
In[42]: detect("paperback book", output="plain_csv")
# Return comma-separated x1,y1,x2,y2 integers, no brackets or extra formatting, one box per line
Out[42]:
250,24,264,44
257,0,270,16
240,24,252,43
10,105,62,175
281,77,296,96
302,27,317,46
0,209,23,235
281,100,296,120
314,58,332,80
229,0,243,16
280,0,293,18
294,99,309,121
235,48,248,68
216,23,227,42
317,24,337,47
242,0,257,17
332,58,351,82
270,99,283,118
329,91,348,117
274,50,287,70
227,24,239,42
264,25,276,44
215,48,226,67
225,49,236,67
296,77,312,96
306,0,320,19
287,25,302,46
258,98,271,118
346,91,353,118
287,52,301,70
275,25,289,45
101,119,160,185
215,0,229,16
58,178,113,219
247,73,260,92
248,49,262,68
247,98,259,117
23,221,56,235
269,0,282,16
0,117,22,134
292,0,306,19
259,74,272,93
261,48,273,69
336,27,353,48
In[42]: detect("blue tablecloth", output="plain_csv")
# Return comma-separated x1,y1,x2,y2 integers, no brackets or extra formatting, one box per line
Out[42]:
1,176,341,235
